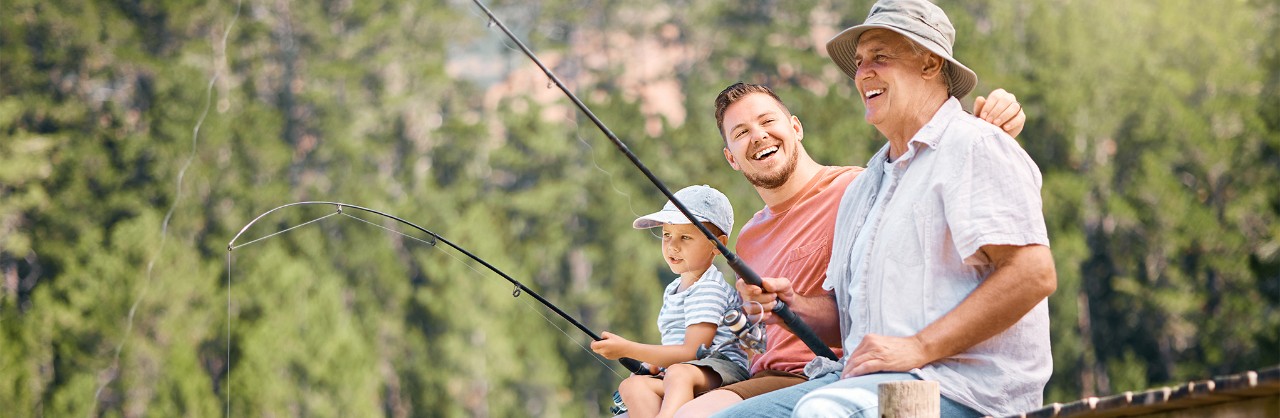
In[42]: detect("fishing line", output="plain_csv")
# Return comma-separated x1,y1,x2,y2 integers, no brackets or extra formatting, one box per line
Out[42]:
228,211,340,250
334,212,438,248
227,202,644,384
229,209,625,380
90,1,244,415
399,222,624,383
568,120,652,225
224,251,231,418
463,5,653,230
464,3,532,62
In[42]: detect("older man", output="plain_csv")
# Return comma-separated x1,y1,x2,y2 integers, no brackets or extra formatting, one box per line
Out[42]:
721,1,1057,417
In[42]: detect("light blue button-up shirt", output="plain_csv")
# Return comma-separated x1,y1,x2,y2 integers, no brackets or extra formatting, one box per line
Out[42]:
822,97,1052,417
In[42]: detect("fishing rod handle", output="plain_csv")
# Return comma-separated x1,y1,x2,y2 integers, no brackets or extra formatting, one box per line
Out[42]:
726,256,839,361
620,357,654,375
771,301,839,360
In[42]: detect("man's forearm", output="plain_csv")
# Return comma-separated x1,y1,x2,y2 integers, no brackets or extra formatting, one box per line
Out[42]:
783,292,843,347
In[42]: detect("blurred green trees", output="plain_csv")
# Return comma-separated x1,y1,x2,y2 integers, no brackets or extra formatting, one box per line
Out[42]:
1,0,1276,416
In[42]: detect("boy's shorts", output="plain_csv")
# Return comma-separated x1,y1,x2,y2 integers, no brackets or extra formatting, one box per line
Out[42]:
717,369,808,399
681,353,750,387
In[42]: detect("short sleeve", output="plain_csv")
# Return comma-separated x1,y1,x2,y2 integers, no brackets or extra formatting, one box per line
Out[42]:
944,132,1049,265
682,280,736,327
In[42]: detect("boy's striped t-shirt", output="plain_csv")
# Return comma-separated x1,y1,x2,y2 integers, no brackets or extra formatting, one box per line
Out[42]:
656,265,748,369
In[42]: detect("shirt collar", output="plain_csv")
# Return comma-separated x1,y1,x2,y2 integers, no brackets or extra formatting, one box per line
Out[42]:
907,96,963,152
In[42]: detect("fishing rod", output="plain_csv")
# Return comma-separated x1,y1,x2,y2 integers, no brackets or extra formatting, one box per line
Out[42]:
227,201,653,375
470,0,839,361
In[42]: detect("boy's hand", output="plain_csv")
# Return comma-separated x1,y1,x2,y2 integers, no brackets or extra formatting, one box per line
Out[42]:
736,277,796,325
973,88,1026,138
590,331,634,360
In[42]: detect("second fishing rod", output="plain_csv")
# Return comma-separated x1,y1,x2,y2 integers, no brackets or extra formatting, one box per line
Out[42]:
470,0,839,363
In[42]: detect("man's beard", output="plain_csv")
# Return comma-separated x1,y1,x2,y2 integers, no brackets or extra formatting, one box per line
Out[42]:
744,148,799,190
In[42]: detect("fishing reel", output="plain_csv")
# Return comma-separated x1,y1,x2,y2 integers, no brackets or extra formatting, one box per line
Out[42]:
721,308,768,355
696,304,768,359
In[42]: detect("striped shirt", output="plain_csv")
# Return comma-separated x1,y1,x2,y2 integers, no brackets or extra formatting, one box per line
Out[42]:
656,265,749,369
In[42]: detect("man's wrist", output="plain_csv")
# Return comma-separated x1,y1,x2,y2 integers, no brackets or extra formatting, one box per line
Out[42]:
912,333,939,364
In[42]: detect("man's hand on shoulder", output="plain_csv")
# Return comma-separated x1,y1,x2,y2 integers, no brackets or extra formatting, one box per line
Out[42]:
973,88,1027,138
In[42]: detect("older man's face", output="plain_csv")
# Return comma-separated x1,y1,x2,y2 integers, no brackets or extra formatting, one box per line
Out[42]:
852,29,935,128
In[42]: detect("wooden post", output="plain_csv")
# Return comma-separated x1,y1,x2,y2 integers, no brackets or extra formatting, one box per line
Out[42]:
879,380,940,418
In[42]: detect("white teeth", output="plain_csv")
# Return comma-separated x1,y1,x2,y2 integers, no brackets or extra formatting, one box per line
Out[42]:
866,89,884,98
754,146,779,160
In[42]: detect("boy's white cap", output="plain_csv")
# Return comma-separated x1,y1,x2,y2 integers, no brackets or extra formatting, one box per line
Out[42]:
633,185,734,238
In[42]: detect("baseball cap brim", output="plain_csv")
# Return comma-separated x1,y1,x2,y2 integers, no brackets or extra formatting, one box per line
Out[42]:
632,209,698,230
826,24,977,99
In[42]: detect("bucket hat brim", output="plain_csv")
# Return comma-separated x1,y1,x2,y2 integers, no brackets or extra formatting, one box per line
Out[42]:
826,23,978,99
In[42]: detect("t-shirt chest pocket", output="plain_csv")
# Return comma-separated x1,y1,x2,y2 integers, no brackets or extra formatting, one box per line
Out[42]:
788,239,827,261
779,238,832,293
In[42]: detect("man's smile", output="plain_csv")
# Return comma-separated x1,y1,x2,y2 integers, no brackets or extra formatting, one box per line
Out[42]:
753,145,779,160
864,88,885,102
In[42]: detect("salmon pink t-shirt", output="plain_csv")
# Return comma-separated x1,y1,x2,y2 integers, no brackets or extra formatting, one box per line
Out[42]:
735,165,862,375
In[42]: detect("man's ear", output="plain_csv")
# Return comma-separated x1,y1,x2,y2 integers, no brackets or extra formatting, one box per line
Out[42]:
791,115,804,141
921,53,945,80
724,147,740,171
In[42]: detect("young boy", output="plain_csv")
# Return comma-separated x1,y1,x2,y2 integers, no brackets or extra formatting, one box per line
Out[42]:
590,185,750,418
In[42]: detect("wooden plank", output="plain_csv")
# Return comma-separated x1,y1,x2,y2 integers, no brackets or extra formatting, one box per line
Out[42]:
1231,368,1280,397
1106,386,1177,415
1213,373,1257,392
999,368,1280,418
1144,395,1279,418
1076,392,1142,418
1164,380,1247,406
1020,402,1062,418
1057,397,1100,416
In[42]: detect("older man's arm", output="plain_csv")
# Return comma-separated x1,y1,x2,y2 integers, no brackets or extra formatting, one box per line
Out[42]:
737,277,844,347
842,244,1056,378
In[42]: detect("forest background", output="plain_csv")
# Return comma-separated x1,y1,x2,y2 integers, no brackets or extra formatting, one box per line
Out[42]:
2,0,1278,416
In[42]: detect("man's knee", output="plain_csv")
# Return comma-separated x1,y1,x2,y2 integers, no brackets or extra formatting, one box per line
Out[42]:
793,386,878,418
674,388,742,418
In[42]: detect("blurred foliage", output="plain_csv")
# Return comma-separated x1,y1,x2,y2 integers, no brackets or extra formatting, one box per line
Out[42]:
1,0,1277,416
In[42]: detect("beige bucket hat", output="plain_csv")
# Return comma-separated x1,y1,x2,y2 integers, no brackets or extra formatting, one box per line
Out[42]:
826,0,978,99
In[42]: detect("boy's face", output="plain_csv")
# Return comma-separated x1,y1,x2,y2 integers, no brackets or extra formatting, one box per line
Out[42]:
660,223,721,277
721,92,804,190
